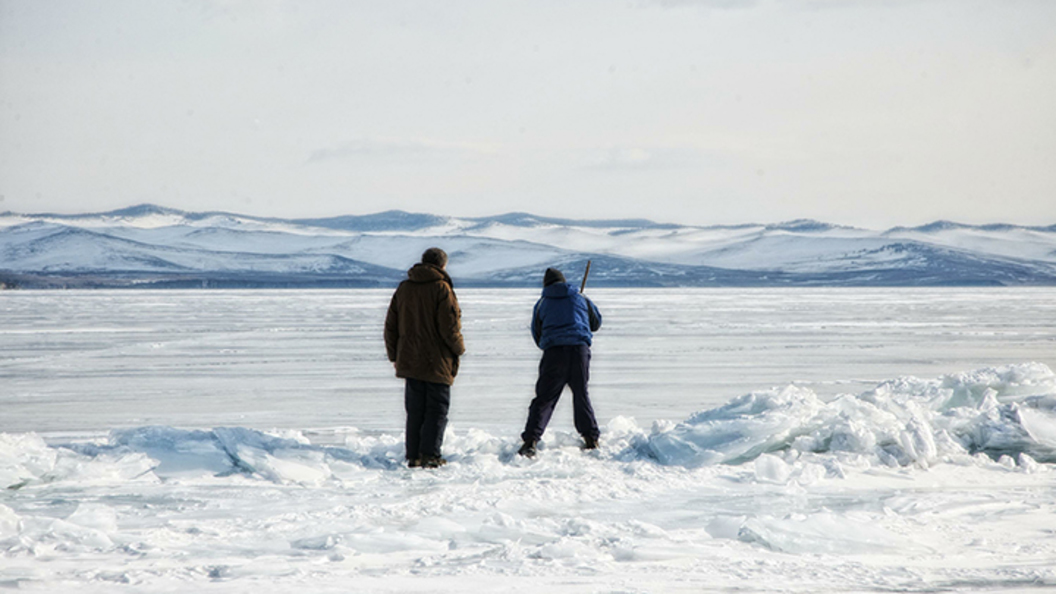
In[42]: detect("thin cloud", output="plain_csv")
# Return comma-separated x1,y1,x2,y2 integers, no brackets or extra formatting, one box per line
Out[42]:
645,0,761,9
306,138,498,165
576,146,703,171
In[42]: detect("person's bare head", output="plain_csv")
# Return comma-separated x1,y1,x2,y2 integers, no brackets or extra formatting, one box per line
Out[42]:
421,247,448,269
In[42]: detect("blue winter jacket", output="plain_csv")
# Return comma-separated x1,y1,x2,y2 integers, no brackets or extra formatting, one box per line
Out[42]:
531,283,602,350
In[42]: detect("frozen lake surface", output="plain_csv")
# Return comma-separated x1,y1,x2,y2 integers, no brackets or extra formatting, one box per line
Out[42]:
2,288,1056,592
2,288,1055,434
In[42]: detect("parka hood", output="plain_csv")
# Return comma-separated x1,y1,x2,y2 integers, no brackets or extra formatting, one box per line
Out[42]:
407,263,453,287
542,282,575,299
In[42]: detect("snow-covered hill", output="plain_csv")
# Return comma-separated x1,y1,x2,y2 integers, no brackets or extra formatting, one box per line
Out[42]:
2,204,1054,287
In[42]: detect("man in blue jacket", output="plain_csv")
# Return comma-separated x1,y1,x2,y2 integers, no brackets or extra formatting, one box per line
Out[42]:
518,267,602,457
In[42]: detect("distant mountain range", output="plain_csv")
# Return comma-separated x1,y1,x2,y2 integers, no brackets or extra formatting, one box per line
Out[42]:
2,204,1055,288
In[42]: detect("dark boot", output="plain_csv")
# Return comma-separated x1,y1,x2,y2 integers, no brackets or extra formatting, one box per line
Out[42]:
518,440,538,458
583,435,599,450
420,456,447,469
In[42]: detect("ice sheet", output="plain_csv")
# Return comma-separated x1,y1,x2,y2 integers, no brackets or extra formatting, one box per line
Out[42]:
2,288,1055,434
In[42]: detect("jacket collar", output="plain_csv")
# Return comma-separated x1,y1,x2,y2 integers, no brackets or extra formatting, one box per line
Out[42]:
407,263,454,287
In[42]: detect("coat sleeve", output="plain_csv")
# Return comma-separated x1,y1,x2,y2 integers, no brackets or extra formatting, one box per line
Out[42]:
531,300,543,347
384,289,400,362
437,285,466,357
585,297,602,332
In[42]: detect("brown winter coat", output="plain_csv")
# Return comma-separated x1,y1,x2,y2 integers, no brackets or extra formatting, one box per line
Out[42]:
384,263,465,386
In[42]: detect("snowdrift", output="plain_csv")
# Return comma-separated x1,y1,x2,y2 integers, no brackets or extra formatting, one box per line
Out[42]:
3,364,1054,490
642,362,1056,470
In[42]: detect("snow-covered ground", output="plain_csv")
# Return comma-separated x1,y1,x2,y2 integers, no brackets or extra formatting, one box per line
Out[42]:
2,288,1056,592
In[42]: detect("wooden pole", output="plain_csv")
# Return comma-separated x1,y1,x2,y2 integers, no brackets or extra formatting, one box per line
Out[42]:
580,260,592,293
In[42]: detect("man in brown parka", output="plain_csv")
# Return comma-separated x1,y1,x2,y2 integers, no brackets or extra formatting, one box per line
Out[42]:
384,248,465,468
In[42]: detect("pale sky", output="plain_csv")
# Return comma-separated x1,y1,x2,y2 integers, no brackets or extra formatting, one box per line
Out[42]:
1,0,1054,228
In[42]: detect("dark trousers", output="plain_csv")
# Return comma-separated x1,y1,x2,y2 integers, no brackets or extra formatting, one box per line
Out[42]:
404,378,450,460
521,344,599,443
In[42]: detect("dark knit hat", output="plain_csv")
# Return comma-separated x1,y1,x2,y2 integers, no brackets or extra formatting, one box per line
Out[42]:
421,247,448,269
543,267,566,287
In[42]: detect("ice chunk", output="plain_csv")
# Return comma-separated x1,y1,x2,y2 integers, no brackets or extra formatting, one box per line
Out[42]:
645,385,825,467
214,427,333,485
706,515,747,540
66,503,119,534
754,454,792,484
737,512,910,555
1017,453,1041,473
0,504,19,540
19,517,114,551
111,426,234,478
0,433,57,488
644,363,1056,469
291,534,340,550
1018,405,1056,449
